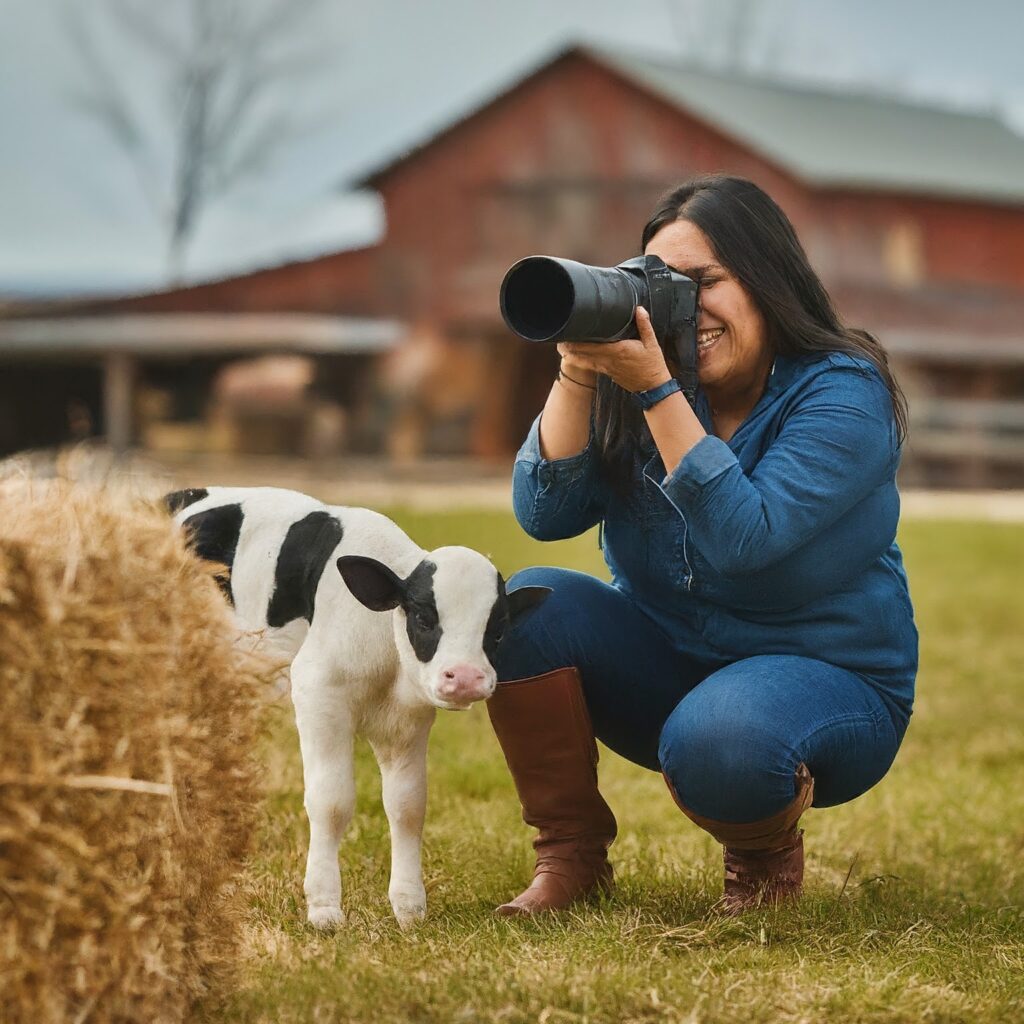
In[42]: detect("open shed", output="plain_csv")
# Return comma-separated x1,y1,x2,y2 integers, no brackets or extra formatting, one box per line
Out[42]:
0,313,401,457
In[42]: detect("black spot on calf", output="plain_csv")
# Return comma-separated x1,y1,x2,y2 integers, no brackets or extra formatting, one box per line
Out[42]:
402,560,442,663
484,582,552,666
181,503,244,603
482,576,509,666
164,488,209,514
267,511,344,627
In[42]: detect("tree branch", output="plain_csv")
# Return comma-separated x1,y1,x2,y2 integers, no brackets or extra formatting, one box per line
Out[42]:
64,0,338,280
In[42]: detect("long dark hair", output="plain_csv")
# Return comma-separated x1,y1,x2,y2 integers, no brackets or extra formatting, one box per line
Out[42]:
595,174,909,490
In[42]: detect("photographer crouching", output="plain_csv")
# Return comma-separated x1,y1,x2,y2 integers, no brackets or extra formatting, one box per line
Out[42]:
488,174,918,916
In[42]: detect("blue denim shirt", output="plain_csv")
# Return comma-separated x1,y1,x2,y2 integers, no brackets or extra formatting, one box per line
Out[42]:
512,351,918,713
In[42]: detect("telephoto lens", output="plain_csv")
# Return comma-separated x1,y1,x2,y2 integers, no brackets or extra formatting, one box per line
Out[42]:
499,253,700,401
500,257,639,343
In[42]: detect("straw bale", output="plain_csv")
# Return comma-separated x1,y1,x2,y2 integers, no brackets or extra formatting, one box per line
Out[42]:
0,482,267,1024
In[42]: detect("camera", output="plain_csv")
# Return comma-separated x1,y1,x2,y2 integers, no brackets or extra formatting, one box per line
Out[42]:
499,254,700,402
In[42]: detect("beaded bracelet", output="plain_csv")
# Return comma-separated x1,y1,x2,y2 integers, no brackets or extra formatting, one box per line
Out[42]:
557,367,597,391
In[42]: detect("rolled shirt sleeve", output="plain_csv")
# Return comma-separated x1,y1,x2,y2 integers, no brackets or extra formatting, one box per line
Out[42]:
660,362,900,576
512,413,607,541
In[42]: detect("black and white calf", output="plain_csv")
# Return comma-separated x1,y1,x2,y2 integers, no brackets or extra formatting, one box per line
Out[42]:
165,486,547,929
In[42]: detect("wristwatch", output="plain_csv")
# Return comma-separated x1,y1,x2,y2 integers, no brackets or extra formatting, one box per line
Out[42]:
633,378,683,411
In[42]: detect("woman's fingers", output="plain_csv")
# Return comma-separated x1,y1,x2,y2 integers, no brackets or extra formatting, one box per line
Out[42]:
558,342,605,371
557,311,669,390
635,306,659,350
606,310,671,390
560,341,608,358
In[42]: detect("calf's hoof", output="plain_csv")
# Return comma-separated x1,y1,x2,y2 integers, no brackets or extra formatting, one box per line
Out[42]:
390,889,427,930
307,905,346,930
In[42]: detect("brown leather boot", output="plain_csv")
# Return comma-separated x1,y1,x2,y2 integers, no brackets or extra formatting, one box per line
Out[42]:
719,828,805,915
665,762,814,916
487,667,617,916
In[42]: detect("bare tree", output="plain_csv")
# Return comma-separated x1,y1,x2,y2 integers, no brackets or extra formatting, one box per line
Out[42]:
65,0,335,282
665,0,793,75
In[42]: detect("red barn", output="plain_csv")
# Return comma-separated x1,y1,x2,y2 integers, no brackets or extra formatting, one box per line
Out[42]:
8,44,1024,482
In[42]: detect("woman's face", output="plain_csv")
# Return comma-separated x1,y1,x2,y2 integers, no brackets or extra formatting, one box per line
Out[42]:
644,219,771,394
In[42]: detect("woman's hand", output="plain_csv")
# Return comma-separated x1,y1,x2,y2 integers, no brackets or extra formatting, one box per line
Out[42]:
556,307,671,393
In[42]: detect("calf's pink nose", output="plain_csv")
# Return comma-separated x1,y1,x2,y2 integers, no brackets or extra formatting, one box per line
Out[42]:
438,665,490,703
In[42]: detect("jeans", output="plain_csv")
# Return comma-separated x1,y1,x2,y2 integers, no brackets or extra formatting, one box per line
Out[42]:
495,567,911,824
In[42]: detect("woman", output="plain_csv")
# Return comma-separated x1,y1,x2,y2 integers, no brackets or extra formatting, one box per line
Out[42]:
488,175,917,916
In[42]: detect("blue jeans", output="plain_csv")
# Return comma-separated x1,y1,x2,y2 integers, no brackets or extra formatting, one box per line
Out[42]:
495,567,911,823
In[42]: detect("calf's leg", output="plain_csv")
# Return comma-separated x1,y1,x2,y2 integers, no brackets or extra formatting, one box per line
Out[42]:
371,713,433,928
292,664,355,930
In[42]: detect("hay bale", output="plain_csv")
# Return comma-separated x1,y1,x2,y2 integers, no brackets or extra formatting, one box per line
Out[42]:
0,483,267,1024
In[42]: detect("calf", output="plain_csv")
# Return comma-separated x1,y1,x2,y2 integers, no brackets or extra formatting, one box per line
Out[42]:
165,485,547,929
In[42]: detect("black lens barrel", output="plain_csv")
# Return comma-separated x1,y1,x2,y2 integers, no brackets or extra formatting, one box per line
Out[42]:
500,256,640,343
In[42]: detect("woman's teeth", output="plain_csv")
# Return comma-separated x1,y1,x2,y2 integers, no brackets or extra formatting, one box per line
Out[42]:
697,327,725,352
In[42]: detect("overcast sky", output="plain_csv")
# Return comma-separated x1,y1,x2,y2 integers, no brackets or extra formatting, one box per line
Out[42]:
2,0,1024,297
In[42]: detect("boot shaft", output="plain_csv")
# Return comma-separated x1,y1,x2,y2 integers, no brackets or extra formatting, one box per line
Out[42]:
487,667,617,844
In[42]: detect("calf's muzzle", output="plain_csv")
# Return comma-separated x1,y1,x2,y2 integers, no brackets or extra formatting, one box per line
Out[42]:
436,664,492,705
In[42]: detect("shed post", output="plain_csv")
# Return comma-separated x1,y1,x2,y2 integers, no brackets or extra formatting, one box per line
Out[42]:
103,351,135,453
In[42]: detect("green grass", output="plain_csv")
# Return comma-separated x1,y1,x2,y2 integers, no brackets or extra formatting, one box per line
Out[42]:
199,517,1024,1024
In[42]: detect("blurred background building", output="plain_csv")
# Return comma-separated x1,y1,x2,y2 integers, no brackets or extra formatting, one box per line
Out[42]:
3,3,1024,486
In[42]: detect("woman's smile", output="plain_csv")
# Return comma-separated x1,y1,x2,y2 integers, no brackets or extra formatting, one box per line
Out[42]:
697,325,726,359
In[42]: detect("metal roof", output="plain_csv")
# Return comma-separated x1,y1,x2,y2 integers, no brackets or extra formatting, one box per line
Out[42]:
593,46,1024,204
0,313,403,359
354,43,1024,206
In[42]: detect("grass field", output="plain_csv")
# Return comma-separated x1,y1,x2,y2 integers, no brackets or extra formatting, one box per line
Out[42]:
199,515,1024,1024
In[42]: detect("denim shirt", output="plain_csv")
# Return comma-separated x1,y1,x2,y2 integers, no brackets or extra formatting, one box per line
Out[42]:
512,351,918,713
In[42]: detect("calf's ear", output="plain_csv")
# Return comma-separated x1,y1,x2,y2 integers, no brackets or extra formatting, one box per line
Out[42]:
506,585,552,623
337,555,405,612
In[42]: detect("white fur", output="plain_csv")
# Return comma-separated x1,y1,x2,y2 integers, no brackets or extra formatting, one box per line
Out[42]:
175,486,502,929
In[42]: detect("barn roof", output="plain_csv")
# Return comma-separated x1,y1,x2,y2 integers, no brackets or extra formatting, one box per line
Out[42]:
354,43,1024,206
0,313,402,359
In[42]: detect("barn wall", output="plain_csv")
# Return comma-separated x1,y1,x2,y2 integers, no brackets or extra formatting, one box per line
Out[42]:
373,51,815,326
815,190,1024,294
